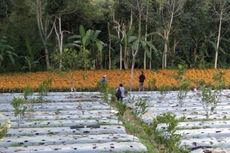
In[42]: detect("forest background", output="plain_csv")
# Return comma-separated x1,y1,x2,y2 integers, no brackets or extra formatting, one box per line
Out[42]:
0,0,230,73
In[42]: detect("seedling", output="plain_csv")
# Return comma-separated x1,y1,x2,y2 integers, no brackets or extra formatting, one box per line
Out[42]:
159,85,170,100
38,78,52,96
152,113,187,153
23,86,33,100
11,97,27,127
177,79,190,107
133,98,148,116
0,119,11,138
175,64,189,107
148,78,156,91
201,85,217,119
213,70,225,98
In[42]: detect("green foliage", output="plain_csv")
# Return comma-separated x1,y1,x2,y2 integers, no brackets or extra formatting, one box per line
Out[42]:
151,113,188,153
38,78,52,96
201,85,217,118
212,70,225,91
116,101,127,117
177,79,190,107
2,0,230,71
51,48,91,70
0,120,11,139
45,0,66,15
23,86,33,100
147,78,156,90
77,47,91,69
0,36,17,70
97,78,108,93
134,98,148,116
175,64,189,107
11,97,26,117
0,0,8,18
68,25,105,68
11,97,27,127
159,85,170,97
175,64,187,80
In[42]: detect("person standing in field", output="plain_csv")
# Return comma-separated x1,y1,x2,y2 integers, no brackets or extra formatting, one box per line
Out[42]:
139,71,146,91
98,75,108,92
100,75,107,85
116,83,125,101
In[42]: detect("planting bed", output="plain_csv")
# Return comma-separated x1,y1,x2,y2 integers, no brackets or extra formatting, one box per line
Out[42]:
0,92,147,153
126,90,230,153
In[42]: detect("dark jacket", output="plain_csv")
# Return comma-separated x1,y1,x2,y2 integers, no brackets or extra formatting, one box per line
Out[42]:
139,74,145,83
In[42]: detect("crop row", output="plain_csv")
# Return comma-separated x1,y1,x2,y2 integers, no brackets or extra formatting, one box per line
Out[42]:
0,69,230,92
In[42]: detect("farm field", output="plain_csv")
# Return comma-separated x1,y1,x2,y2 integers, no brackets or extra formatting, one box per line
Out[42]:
126,90,230,153
1,69,230,153
0,92,147,153
1,69,230,92
3,0,230,152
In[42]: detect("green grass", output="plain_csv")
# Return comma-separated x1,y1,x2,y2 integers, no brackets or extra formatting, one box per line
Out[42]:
119,109,159,153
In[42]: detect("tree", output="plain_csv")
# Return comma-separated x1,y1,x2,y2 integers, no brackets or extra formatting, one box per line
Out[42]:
129,34,156,90
177,0,212,67
35,0,53,70
27,0,55,70
155,0,186,69
212,0,230,68
0,0,13,33
54,15,68,70
144,0,151,70
47,0,71,70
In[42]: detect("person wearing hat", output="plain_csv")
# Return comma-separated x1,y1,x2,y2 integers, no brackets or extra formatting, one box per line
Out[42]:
98,75,108,93
100,75,107,84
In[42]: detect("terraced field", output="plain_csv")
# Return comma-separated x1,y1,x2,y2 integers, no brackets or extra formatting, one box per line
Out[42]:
127,90,230,153
0,92,147,153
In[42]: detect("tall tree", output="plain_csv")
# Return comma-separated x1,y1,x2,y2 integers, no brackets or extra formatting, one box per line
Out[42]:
155,0,186,69
212,0,230,68
28,0,54,70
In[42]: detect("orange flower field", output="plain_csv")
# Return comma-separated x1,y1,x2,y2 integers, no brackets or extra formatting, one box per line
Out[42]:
0,69,230,92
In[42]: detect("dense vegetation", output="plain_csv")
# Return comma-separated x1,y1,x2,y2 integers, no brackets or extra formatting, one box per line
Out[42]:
0,0,230,72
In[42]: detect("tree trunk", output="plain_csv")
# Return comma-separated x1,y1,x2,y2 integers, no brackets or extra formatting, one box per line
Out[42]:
215,11,223,69
112,13,122,70
149,36,153,70
162,30,169,69
124,10,133,70
54,16,63,71
59,17,63,71
122,25,128,70
144,0,149,70
35,0,52,70
163,39,168,69
124,39,128,69
107,22,112,70
44,47,50,69
193,40,198,64
119,44,122,70
162,11,174,69
130,54,136,91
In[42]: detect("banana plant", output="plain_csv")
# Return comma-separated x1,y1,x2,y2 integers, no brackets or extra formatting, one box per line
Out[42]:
21,56,39,71
67,25,105,68
0,36,17,68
